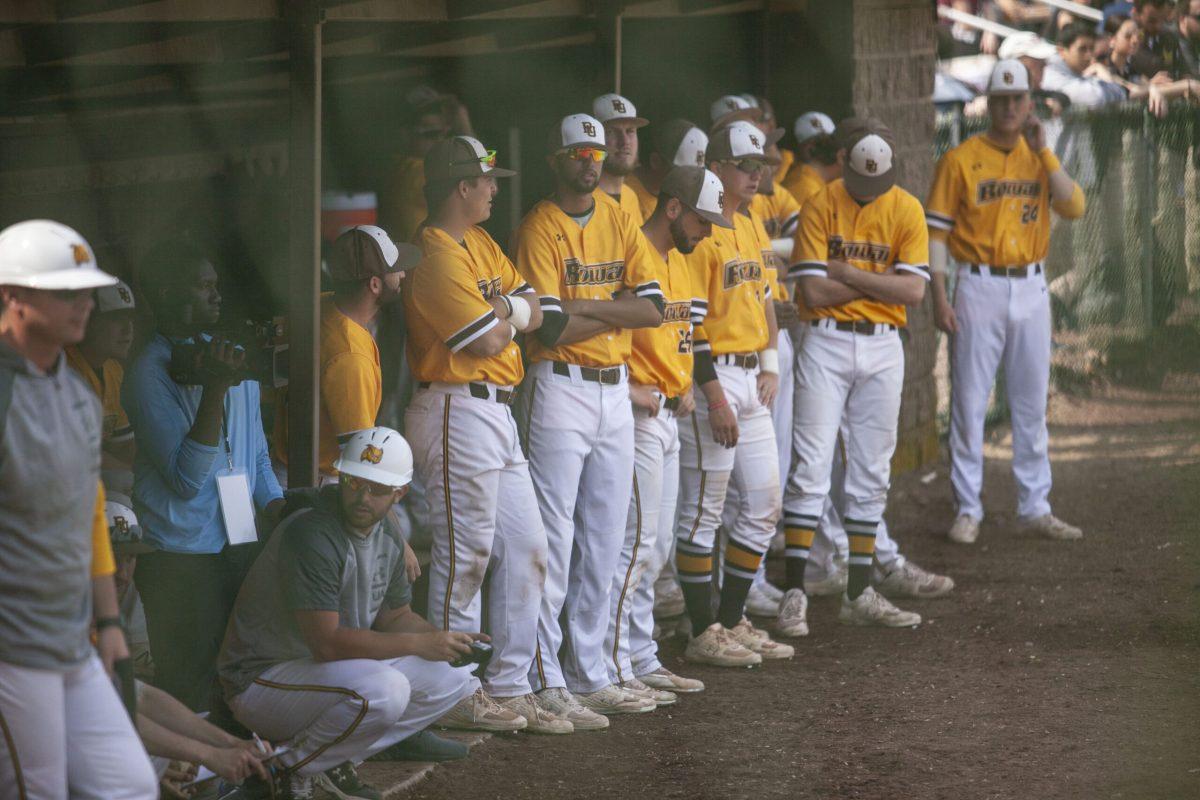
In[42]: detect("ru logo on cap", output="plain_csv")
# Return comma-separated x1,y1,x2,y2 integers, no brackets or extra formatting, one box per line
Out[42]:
866,159,877,174
612,98,626,113
717,191,725,210
582,120,597,137
1003,71,1014,85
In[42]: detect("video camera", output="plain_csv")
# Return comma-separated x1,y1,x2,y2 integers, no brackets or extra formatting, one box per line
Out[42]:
168,318,289,389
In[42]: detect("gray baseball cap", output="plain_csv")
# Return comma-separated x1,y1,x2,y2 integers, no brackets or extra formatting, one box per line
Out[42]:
660,166,734,229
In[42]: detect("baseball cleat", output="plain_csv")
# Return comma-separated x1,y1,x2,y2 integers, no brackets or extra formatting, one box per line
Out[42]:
653,580,686,619
368,730,469,762
838,587,921,627
575,684,656,715
775,588,810,637
1019,513,1083,541
730,617,794,659
804,566,848,596
684,623,762,667
621,678,677,706
283,774,314,800
874,561,955,599
535,687,609,731
496,693,574,735
319,762,382,800
948,514,981,544
746,581,782,616
637,667,705,693
435,687,528,732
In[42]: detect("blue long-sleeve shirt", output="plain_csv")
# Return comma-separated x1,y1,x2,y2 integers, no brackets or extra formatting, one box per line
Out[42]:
122,334,283,554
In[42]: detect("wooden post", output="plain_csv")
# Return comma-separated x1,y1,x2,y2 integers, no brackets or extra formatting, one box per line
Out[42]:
286,0,323,488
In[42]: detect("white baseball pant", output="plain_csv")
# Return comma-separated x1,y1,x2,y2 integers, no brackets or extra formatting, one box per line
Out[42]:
0,655,158,800
677,363,781,558
784,322,904,554
405,383,548,699
606,404,680,684
949,264,1053,521
523,361,635,694
229,656,476,776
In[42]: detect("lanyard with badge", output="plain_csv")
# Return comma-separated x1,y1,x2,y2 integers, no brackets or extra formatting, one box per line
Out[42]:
214,404,259,545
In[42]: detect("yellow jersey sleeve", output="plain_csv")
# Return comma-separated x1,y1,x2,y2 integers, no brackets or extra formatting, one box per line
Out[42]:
925,149,963,243
790,188,831,279
90,482,114,578
104,361,132,443
513,214,566,316
894,194,932,281
413,249,502,353
321,353,383,440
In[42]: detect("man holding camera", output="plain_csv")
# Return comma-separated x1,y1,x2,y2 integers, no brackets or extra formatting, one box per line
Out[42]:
123,239,284,711
220,428,491,800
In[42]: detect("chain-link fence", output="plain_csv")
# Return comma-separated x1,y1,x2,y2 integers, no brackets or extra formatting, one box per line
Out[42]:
934,102,1200,422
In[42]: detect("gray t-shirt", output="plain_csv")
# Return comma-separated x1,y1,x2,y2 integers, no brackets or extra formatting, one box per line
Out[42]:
218,486,411,698
0,342,104,670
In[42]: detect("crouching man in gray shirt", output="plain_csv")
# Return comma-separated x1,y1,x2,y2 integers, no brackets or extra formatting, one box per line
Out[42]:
219,427,518,800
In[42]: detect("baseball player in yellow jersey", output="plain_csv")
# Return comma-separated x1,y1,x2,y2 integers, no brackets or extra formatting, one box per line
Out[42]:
927,60,1086,545
673,121,793,667
605,166,728,701
778,121,930,635
513,113,664,727
403,136,573,735
592,93,649,223
782,111,841,210
627,120,710,247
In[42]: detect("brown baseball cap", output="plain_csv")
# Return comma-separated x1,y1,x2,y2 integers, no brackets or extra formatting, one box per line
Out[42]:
841,118,897,200
328,226,421,282
424,136,516,182
660,166,735,229
653,119,709,167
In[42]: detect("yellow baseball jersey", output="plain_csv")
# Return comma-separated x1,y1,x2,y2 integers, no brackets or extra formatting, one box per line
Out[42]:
749,181,802,240
782,162,826,211
66,347,132,444
595,184,646,225
686,211,771,356
380,155,426,243
629,248,694,398
625,173,659,222
776,148,796,184
514,198,662,368
792,180,930,327
405,225,529,387
743,208,791,303
926,134,1085,266
90,482,114,578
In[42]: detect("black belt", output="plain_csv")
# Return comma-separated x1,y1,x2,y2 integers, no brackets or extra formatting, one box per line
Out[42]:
812,320,896,336
552,361,623,385
418,381,515,405
970,263,1042,278
715,353,759,369
663,396,682,412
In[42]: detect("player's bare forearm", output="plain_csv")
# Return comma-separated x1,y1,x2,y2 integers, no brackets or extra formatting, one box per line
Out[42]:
837,266,926,306
563,295,662,329
373,604,438,635
555,313,613,345
799,275,864,308
136,714,213,764
697,378,726,406
764,294,779,349
138,682,241,748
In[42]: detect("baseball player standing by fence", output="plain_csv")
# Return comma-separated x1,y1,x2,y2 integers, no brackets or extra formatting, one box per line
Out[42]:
403,136,569,735
606,166,727,700
0,220,157,800
927,60,1086,546
514,113,664,727
674,122,793,667
779,121,929,636
592,93,650,223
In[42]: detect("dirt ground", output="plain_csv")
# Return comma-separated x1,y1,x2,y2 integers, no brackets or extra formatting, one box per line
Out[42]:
411,384,1200,800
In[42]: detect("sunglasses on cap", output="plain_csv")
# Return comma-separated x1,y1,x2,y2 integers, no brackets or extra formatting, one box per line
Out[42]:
342,474,399,497
720,158,767,175
559,147,608,163
453,149,497,169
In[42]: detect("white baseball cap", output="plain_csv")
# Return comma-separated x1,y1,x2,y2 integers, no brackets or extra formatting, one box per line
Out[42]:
997,31,1056,62
95,278,135,314
844,133,895,199
987,59,1032,96
706,120,780,164
591,93,649,127
660,166,734,229
334,427,414,488
0,220,117,291
105,493,154,555
793,111,835,145
709,95,763,128
549,113,607,153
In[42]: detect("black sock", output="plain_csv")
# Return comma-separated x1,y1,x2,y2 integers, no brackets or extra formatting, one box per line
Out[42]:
675,541,715,636
782,514,818,592
845,518,878,600
716,539,764,629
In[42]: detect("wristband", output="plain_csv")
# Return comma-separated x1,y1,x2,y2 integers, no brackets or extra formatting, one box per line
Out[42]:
507,295,533,331
708,398,729,412
499,295,513,318
759,347,780,374
96,616,122,631
1038,148,1060,174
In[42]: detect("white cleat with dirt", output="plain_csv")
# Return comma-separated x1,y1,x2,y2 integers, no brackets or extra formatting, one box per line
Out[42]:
948,514,981,544
1019,513,1083,541
874,561,955,599
575,684,655,716
435,687,527,732
535,687,609,731
730,617,795,659
775,588,810,637
621,678,677,707
838,587,922,628
804,568,848,597
495,693,574,735
683,623,763,667
746,581,782,616
637,667,705,694
653,579,686,619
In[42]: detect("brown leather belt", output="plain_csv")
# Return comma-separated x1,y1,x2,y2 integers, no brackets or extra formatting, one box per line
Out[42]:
714,353,759,369
552,361,623,385
663,396,682,412
812,320,896,336
969,263,1042,278
418,381,514,405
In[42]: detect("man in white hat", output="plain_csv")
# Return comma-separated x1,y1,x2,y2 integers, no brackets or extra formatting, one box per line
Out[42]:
0,219,158,799
592,92,651,223
220,427,498,799
927,59,1086,545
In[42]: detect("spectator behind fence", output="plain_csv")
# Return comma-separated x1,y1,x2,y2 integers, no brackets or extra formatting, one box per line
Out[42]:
1131,0,1198,77
107,492,157,679
272,225,420,486
1101,14,1147,81
66,278,137,495
1043,21,1129,106
219,427,483,800
123,238,284,711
